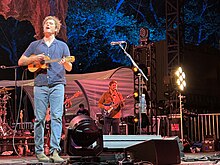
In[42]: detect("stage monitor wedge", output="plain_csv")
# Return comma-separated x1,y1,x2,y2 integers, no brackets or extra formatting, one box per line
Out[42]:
126,139,181,165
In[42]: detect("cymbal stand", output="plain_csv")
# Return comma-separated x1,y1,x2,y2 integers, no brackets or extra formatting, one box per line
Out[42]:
0,91,13,136
0,65,20,123
0,65,20,136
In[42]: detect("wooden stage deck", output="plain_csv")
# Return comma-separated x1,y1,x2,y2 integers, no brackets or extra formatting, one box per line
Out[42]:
0,134,219,164
0,152,220,165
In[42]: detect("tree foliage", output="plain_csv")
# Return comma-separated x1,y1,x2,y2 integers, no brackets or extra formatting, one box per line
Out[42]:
0,0,218,75
184,0,219,48
66,0,219,73
66,0,166,73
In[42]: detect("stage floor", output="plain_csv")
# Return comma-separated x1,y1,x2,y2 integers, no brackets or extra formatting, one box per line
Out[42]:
0,152,220,165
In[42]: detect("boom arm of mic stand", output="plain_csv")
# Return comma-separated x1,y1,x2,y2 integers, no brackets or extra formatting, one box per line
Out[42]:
119,44,148,81
1,65,20,69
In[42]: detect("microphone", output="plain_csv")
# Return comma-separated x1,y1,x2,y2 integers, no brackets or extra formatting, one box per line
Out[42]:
0,65,6,69
110,41,126,45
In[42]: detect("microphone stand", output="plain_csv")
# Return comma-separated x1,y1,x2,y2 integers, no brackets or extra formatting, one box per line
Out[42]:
118,43,148,135
118,44,148,82
0,65,20,126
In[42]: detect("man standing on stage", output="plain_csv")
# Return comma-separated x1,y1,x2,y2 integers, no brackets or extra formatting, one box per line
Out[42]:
98,80,124,135
18,16,72,163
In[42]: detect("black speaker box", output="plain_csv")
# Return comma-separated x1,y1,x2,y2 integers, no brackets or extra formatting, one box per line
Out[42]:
126,139,181,165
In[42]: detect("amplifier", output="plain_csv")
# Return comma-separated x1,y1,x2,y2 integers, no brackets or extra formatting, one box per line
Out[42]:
119,123,128,135
202,140,215,152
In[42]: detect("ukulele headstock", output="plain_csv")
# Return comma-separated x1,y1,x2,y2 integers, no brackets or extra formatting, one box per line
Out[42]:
66,56,75,63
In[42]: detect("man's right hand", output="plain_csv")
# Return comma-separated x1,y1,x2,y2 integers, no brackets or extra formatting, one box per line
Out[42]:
104,105,112,111
32,54,45,62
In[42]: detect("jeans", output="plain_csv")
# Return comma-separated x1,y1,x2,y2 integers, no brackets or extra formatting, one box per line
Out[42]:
34,84,64,154
103,117,120,135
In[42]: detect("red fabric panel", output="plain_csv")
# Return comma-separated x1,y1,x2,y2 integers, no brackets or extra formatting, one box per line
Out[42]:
0,0,68,41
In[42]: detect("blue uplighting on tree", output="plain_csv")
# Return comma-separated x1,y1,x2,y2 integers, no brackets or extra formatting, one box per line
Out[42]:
66,0,167,73
0,0,219,75
183,0,219,48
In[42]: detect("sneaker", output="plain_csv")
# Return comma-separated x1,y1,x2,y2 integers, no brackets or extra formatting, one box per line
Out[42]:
36,152,50,162
50,149,64,163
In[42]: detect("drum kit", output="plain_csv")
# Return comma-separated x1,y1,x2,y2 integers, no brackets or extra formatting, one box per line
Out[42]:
0,87,13,136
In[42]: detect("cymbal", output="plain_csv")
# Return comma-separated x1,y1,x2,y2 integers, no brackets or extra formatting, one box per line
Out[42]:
0,87,14,92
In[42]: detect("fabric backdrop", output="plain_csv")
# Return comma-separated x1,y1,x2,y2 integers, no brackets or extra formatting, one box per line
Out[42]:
0,67,135,121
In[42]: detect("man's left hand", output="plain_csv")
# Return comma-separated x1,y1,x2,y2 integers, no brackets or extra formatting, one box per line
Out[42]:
59,57,66,65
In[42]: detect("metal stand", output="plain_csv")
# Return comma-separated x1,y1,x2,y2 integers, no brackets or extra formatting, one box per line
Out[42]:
0,90,13,136
118,43,148,135
0,65,20,136
118,44,148,82
0,123,13,136
0,65,20,123
179,93,184,141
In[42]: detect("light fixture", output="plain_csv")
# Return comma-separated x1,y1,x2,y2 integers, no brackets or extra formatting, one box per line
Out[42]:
140,28,149,42
65,115,103,157
133,116,139,123
132,66,140,76
174,67,186,141
175,67,186,91
133,91,139,99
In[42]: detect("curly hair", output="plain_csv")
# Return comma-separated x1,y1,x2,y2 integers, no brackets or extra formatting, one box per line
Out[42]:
43,16,61,36
109,80,117,86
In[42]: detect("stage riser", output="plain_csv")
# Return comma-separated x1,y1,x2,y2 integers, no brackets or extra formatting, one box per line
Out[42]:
103,135,162,149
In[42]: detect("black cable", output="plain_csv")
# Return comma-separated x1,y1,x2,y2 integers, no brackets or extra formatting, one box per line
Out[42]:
12,68,29,159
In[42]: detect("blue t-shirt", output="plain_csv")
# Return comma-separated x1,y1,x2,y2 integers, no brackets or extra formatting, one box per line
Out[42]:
24,38,70,86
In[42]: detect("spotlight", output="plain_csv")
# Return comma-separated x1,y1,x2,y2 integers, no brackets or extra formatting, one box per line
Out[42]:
133,91,139,100
175,67,186,91
133,117,139,123
65,115,103,157
132,66,139,76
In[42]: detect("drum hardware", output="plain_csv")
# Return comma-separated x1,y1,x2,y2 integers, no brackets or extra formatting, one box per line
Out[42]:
0,89,13,136
0,87,14,93
0,65,20,126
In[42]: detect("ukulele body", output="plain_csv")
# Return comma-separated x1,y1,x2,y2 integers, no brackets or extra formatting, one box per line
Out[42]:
28,55,50,72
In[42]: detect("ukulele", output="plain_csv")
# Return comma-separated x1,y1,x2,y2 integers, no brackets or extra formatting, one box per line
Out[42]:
28,55,75,72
